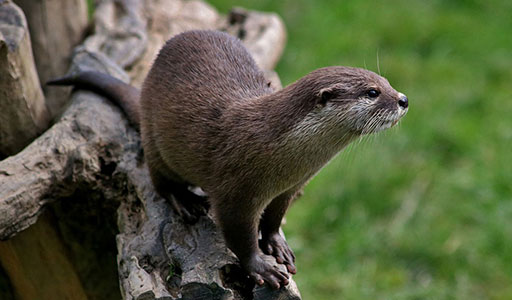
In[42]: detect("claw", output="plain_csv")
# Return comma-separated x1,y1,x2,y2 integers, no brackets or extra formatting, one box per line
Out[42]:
286,264,296,274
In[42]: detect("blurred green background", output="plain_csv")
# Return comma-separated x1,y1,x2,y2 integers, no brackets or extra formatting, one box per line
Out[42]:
210,0,512,299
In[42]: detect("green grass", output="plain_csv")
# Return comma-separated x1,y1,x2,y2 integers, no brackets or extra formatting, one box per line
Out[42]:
210,0,512,299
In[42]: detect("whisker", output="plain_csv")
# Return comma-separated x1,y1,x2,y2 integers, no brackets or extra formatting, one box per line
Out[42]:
376,49,381,76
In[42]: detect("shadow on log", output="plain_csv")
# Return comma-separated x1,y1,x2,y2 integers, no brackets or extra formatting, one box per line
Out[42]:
0,0,300,299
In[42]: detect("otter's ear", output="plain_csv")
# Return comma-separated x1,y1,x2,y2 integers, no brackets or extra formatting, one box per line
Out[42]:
318,87,335,105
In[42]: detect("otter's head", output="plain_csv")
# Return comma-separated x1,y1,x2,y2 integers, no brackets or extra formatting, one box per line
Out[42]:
301,66,408,138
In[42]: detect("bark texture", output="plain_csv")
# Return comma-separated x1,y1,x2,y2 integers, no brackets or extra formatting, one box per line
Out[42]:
13,0,88,118
0,0,50,157
0,0,300,299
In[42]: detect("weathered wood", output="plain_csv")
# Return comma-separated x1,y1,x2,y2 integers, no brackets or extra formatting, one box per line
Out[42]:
0,48,130,240
120,0,219,87
221,7,286,71
0,0,50,158
0,213,88,300
0,0,298,299
13,0,88,118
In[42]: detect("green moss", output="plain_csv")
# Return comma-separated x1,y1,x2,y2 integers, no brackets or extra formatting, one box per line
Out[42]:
86,0,95,20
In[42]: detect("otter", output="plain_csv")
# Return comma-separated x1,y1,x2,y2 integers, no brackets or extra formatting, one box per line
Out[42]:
49,30,408,289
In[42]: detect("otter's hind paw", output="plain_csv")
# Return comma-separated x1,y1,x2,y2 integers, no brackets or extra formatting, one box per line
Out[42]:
169,191,208,224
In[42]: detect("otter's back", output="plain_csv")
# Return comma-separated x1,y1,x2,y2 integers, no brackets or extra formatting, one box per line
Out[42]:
140,30,271,186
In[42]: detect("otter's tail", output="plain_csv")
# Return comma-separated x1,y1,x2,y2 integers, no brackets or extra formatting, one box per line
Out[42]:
47,71,141,129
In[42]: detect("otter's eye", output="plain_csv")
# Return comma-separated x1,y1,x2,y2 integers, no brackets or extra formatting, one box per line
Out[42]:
367,89,380,98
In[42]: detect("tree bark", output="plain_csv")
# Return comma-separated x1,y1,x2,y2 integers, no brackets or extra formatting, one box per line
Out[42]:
0,0,50,158
13,0,88,118
0,0,300,299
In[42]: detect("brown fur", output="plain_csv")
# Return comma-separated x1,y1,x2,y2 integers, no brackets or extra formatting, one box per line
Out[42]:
49,30,408,289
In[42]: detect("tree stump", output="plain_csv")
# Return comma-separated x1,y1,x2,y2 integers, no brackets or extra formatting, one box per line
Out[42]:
13,0,89,118
0,0,301,299
0,0,50,158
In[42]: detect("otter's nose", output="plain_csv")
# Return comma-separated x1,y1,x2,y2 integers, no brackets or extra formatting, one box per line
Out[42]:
398,94,408,109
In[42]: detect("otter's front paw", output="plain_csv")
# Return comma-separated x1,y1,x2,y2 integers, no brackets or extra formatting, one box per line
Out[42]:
260,233,296,274
244,255,289,290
